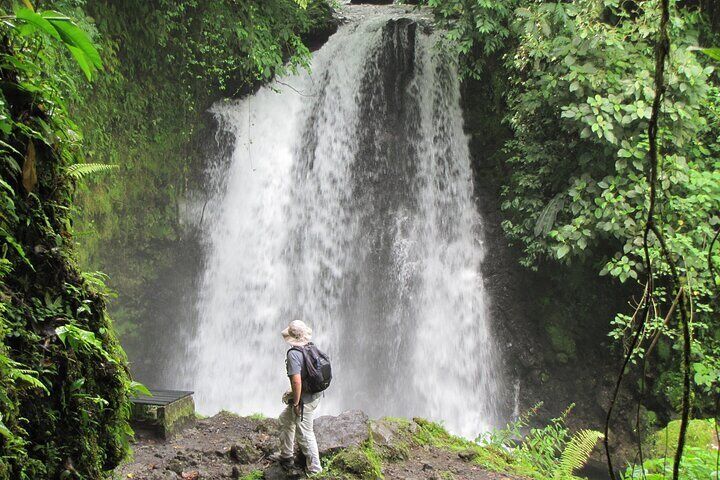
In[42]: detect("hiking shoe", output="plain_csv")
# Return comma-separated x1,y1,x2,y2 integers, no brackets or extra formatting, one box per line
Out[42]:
268,452,294,469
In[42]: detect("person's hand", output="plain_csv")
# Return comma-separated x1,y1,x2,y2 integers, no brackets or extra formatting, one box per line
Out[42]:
293,404,302,417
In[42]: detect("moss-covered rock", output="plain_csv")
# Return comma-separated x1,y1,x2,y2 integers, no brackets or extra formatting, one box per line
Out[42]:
328,443,383,479
650,419,718,457
545,322,577,364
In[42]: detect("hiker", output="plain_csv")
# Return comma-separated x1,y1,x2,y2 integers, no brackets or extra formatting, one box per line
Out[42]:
273,320,332,475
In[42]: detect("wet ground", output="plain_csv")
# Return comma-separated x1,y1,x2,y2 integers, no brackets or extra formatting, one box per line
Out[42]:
117,412,524,479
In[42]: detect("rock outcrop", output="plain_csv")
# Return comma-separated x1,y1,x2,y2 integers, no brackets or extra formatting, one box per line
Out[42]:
315,410,370,455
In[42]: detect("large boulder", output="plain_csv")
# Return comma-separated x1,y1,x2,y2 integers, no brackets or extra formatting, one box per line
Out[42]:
315,410,370,456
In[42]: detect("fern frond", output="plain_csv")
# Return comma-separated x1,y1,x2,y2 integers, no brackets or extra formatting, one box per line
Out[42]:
554,430,604,479
66,163,119,180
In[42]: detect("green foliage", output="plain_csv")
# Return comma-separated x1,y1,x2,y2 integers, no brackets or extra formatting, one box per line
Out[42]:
423,0,516,78
56,323,115,362
239,470,264,480
427,0,720,419
556,430,605,479
478,404,602,480
693,46,720,61
495,0,720,417
66,162,118,180
649,418,718,457
10,5,103,79
622,446,719,479
0,1,132,477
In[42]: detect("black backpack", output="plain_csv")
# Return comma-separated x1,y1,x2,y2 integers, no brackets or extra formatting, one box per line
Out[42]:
290,343,332,394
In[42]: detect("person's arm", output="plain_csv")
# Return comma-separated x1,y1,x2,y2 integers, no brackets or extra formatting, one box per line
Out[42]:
286,350,303,415
289,373,302,415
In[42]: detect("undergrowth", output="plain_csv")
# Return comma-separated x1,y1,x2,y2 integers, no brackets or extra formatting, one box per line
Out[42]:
317,406,603,480
0,2,136,477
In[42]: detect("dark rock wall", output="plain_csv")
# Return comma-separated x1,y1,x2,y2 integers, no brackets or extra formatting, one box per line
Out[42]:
461,73,639,463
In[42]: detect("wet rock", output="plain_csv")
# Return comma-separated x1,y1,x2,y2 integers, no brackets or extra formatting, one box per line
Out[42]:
263,463,304,480
229,440,261,464
315,410,369,456
263,464,287,480
166,459,183,474
230,466,240,479
458,449,477,462
151,471,178,480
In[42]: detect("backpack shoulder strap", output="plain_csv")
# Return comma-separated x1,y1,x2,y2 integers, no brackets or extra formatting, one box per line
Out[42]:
288,345,308,368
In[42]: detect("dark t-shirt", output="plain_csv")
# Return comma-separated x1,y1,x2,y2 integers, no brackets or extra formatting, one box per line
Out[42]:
286,348,322,404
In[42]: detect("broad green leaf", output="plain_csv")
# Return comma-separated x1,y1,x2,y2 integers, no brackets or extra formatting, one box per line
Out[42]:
48,17,102,69
14,7,60,40
56,325,69,345
690,46,720,62
67,45,93,80
129,381,152,397
0,418,12,439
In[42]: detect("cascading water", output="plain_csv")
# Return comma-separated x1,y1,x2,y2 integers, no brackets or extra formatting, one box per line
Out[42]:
182,7,502,438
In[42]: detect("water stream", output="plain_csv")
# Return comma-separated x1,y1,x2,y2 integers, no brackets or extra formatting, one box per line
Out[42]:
180,5,502,438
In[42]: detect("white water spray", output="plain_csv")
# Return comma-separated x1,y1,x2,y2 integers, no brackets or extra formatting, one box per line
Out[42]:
182,9,501,438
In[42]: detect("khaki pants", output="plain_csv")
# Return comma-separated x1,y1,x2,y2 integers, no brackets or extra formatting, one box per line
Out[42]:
278,397,322,473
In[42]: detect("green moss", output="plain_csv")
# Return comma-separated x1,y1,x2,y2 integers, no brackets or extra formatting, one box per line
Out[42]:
545,324,577,360
248,412,266,421
650,419,718,457
320,440,384,480
410,418,540,478
379,441,410,461
334,445,383,479
412,418,476,451
381,416,413,427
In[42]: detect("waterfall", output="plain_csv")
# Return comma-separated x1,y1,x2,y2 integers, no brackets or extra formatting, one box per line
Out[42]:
182,10,502,438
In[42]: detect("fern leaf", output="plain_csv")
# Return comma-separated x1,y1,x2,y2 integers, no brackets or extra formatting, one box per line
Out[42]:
66,163,118,180
554,430,604,479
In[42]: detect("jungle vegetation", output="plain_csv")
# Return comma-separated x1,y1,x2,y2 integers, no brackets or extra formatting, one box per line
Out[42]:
0,0,717,478
427,0,719,478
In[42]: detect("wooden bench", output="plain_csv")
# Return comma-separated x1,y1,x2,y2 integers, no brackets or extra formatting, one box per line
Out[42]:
130,389,195,439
